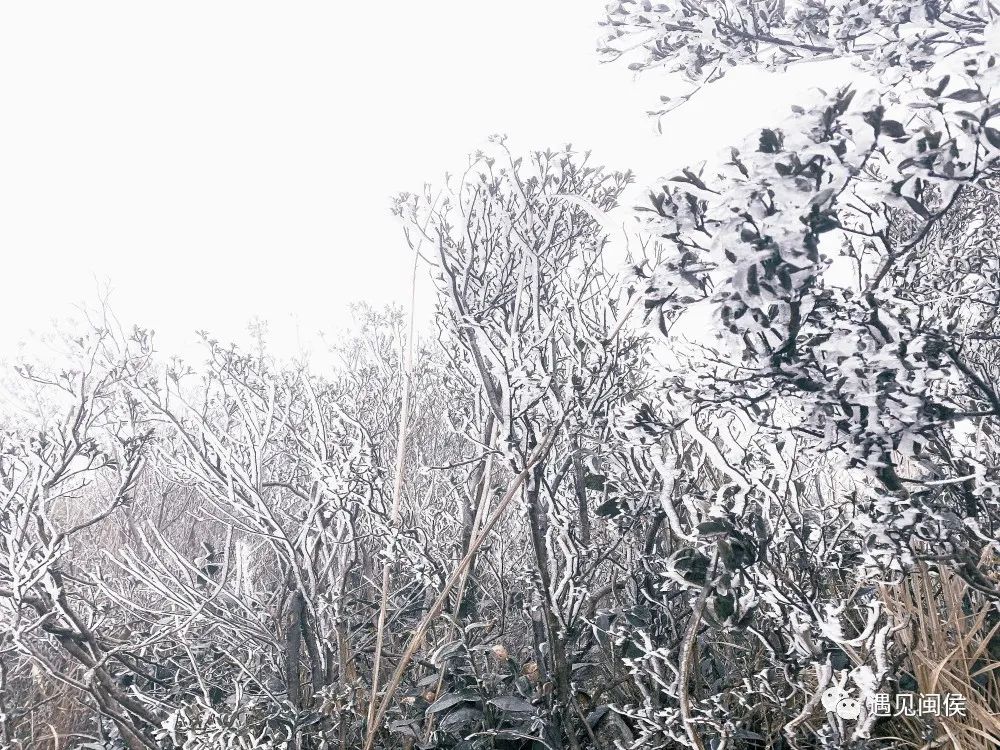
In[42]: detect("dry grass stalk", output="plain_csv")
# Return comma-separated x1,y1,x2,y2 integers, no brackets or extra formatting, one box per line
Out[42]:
878,559,1000,749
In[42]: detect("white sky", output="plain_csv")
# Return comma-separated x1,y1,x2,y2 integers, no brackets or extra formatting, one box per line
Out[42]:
0,1,854,365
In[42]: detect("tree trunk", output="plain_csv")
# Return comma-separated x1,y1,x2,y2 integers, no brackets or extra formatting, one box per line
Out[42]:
524,465,580,750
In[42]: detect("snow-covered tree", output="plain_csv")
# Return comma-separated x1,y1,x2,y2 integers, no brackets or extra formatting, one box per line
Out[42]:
597,1,1000,746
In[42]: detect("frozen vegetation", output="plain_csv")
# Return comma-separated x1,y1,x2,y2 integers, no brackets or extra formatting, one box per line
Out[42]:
3,1,1000,748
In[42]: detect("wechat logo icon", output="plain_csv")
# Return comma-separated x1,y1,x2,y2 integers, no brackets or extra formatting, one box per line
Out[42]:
821,686,862,720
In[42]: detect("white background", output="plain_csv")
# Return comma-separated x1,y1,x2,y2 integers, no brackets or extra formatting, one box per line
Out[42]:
0,1,850,363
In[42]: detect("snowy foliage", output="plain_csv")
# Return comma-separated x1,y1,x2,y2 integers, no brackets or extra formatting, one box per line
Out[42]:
2,3,1000,750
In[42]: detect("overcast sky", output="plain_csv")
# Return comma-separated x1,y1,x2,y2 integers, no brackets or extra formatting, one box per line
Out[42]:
0,1,853,364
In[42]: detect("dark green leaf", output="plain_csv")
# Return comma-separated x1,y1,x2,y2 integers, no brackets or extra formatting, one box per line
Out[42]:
438,707,484,732
595,499,620,517
758,128,782,153
903,196,931,220
880,120,906,138
488,696,535,713
696,519,732,536
947,88,984,102
427,693,477,714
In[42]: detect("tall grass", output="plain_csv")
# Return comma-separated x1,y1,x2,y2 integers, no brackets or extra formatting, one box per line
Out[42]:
878,559,1000,749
